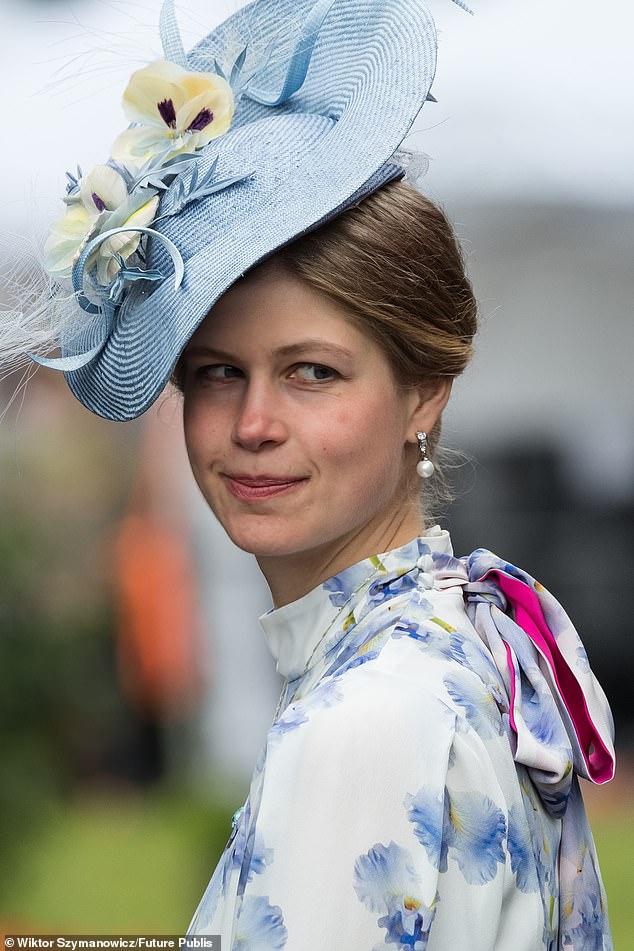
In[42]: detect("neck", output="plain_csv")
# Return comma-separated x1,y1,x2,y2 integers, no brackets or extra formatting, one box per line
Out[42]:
257,501,424,608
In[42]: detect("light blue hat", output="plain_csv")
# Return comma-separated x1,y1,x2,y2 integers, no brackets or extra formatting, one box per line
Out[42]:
22,0,470,421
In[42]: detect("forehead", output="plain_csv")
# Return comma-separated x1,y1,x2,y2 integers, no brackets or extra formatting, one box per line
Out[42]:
185,265,369,357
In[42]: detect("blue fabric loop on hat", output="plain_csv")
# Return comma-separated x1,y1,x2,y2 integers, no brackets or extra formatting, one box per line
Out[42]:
28,226,184,372
30,302,115,372
244,0,337,106
71,225,185,298
160,0,188,67
30,336,111,373
30,336,110,373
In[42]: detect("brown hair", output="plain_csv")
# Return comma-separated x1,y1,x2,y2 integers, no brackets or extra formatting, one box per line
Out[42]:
171,179,477,523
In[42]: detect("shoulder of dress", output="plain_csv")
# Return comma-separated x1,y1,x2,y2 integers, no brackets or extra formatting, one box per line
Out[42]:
294,658,461,741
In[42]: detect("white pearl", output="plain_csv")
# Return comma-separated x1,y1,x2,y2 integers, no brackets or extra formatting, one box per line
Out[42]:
417,459,435,479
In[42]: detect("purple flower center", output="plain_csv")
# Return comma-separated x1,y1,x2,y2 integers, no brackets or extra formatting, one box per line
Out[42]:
157,98,177,128
188,108,214,132
92,193,107,213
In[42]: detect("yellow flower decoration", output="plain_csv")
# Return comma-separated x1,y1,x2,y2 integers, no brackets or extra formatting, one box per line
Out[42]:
44,164,159,282
92,194,161,285
111,59,235,166
45,164,129,276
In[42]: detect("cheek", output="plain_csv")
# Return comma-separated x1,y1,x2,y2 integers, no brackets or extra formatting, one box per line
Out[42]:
182,402,200,461
315,396,404,485
182,399,220,474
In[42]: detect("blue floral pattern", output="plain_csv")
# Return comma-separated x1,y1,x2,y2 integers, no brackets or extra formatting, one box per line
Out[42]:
443,671,507,738
405,786,507,885
232,895,287,951
353,841,438,947
187,531,615,949
507,801,540,894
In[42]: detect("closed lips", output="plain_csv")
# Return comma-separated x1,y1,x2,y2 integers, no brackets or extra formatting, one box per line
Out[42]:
226,475,306,485
224,475,308,498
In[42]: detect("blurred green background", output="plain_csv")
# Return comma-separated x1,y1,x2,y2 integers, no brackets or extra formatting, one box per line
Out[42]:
2,788,630,937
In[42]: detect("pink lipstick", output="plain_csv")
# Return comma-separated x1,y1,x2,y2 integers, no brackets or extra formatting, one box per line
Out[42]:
224,476,307,501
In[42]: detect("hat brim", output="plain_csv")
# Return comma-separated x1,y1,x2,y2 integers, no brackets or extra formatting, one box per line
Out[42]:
66,0,438,420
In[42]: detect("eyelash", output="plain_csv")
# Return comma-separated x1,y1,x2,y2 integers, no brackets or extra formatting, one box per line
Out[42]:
293,362,340,383
193,362,339,383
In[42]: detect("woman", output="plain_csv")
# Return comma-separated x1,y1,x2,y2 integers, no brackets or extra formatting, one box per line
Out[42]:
3,0,614,947
173,181,615,950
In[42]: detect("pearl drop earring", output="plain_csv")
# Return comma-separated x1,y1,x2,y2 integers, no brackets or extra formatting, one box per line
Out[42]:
416,431,435,479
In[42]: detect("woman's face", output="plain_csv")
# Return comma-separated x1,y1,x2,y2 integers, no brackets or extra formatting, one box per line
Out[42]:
181,263,448,560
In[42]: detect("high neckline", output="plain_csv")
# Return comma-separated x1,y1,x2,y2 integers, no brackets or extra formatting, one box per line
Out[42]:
258,527,453,680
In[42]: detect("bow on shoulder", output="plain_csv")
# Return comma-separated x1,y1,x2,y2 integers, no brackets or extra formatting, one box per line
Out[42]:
434,548,615,817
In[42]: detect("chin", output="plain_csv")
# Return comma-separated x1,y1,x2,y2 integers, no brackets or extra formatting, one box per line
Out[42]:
221,515,316,558
225,510,365,560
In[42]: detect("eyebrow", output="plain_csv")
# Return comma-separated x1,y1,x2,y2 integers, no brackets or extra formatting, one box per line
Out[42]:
183,339,355,361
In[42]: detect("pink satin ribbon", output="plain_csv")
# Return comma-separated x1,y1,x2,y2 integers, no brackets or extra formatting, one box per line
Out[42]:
478,568,614,784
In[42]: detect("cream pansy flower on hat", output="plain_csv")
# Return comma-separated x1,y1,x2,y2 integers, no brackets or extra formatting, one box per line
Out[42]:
43,50,240,297
44,164,160,284
30,2,252,381
111,60,235,165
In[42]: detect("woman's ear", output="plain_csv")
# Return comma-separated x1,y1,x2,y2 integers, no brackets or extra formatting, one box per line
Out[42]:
406,378,453,438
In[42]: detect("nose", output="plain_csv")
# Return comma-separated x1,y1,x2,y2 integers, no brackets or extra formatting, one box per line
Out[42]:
232,376,289,450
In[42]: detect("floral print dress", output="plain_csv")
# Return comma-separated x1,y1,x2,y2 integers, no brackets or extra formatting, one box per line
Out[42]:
187,527,615,950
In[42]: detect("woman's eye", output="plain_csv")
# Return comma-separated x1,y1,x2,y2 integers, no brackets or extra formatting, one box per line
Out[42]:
292,363,338,382
195,364,243,381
